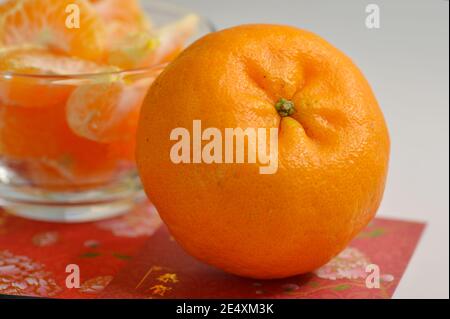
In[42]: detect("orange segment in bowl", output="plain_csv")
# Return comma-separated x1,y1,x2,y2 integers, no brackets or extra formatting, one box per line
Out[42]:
0,46,111,75
106,14,199,69
0,101,136,189
91,0,151,32
0,46,115,108
0,0,16,14
149,14,199,65
66,76,154,143
106,32,159,69
0,0,106,61
93,0,153,51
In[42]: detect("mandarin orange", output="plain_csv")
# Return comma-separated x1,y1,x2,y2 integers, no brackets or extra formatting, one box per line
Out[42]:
136,25,390,279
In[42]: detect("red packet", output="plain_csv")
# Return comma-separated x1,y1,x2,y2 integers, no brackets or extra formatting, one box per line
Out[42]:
100,217,425,299
0,202,162,298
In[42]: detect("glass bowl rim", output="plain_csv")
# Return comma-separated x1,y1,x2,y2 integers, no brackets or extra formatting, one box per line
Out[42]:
0,0,216,80
0,62,170,81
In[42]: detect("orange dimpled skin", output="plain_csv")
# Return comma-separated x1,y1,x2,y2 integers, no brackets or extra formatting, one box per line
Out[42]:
136,25,390,279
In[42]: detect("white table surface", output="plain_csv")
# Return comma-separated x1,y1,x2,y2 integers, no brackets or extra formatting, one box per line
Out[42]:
168,0,449,298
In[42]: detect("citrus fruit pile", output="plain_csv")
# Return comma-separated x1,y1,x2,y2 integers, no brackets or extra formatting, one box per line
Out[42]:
136,25,390,278
0,0,198,189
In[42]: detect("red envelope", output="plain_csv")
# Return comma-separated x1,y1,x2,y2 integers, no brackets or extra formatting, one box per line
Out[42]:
100,216,425,299
0,202,425,299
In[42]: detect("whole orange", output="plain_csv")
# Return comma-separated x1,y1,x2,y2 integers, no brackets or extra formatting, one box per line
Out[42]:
136,24,390,279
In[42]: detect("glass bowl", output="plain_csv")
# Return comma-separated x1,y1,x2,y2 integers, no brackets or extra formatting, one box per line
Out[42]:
0,0,215,222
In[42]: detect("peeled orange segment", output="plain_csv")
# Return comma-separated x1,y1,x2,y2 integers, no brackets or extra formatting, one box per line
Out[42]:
94,0,153,52
106,32,160,69
95,0,156,69
106,14,199,69
0,46,112,75
0,101,136,189
0,0,16,15
0,76,72,108
0,0,106,61
0,46,115,108
91,0,151,33
66,76,154,143
149,14,199,65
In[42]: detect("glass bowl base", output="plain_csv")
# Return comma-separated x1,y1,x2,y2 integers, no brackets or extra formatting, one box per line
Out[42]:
0,174,146,223
1,193,146,223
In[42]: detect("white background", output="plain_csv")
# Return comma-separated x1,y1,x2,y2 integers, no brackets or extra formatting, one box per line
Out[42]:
168,0,449,298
